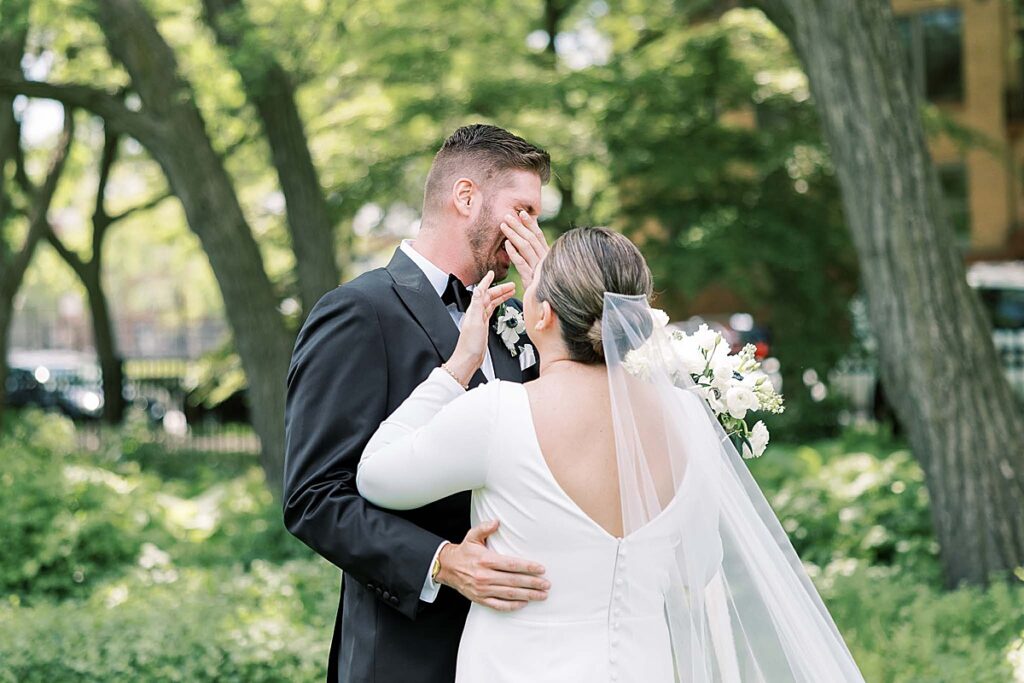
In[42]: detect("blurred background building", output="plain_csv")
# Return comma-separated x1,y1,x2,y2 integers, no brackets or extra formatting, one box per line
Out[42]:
893,0,1021,260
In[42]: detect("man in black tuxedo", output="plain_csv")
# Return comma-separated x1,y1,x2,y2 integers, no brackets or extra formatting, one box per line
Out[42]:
283,124,552,682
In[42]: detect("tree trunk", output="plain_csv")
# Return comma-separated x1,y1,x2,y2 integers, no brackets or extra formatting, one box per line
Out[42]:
42,126,170,425
0,0,30,429
753,0,1024,587
79,259,124,424
201,0,341,313
0,2,74,428
81,0,295,496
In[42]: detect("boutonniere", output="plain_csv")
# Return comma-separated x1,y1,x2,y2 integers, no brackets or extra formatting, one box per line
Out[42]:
494,303,526,357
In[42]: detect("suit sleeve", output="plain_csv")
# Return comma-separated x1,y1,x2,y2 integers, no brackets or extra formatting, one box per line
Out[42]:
283,285,444,620
356,368,497,510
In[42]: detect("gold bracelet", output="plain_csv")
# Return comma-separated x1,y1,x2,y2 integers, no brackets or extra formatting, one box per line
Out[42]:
441,362,469,390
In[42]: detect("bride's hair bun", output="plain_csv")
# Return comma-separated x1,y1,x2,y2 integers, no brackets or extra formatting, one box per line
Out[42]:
586,317,604,358
534,227,653,365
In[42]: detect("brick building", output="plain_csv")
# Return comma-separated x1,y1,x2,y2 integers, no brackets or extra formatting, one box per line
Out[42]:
893,0,1023,260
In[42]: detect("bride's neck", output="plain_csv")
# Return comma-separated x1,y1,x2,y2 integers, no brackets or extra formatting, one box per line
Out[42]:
538,356,604,378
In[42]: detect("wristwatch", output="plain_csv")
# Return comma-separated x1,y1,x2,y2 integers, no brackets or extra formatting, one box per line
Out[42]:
431,554,443,583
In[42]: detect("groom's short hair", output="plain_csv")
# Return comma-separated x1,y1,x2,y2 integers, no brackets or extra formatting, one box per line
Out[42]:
424,124,550,211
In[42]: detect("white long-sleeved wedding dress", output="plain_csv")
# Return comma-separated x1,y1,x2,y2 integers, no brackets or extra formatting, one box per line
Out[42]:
357,294,867,683
357,367,705,683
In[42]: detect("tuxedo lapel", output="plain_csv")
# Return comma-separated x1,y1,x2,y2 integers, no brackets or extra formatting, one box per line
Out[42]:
386,248,488,387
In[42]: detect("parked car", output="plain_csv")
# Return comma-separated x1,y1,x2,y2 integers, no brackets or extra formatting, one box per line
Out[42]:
968,260,1024,331
4,366,58,411
6,349,167,423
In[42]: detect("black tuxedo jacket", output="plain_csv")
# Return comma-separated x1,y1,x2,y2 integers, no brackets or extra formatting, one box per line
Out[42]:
283,246,539,683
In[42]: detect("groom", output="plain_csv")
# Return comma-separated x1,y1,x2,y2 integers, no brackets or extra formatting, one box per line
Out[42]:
283,124,552,682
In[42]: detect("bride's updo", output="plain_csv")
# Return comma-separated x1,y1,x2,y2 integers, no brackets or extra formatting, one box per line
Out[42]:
534,227,653,364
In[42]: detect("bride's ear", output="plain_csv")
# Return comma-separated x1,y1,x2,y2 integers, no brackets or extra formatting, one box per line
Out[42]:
535,300,555,331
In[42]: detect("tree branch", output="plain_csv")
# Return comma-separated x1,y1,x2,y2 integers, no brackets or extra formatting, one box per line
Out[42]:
44,227,87,278
107,188,172,225
4,105,75,291
11,119,30,195
0,77,162,148
93,125,120,225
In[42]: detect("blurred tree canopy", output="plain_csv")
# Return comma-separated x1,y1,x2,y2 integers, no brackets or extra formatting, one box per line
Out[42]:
5,0,862,469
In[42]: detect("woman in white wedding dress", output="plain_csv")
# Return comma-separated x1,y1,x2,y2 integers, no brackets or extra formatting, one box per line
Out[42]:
357,227,865,683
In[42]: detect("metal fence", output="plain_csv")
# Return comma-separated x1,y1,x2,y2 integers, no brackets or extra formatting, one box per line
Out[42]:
830,329,1024,422
7,354,261,455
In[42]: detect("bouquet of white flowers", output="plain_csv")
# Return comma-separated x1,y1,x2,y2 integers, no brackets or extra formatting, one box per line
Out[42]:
622,310,785,458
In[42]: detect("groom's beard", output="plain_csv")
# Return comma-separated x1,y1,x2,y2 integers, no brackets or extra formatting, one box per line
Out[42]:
467,203,512,283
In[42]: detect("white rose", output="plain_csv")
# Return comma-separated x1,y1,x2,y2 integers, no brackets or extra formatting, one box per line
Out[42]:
747,420,770,457
725,385,759,420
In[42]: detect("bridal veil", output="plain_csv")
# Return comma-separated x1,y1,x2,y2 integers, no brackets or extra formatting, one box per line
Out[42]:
602,293,866,682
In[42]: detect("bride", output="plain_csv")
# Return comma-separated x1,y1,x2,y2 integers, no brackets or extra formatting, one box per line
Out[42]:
356,227,865,682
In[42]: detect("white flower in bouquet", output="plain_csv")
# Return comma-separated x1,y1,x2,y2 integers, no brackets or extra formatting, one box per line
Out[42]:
673,333,709,377
698,383,726,414
711,359,737,388
725,385,759,420
744,420,770,458
622,309,785,458
621,345,655,380
692,323,720,353
650,308,671,328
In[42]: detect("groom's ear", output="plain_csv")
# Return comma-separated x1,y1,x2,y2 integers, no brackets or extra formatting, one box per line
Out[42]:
452,178,477,217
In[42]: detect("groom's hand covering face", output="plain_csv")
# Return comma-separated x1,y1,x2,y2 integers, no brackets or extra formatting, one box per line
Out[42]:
467,168,542,282
500,208,548,291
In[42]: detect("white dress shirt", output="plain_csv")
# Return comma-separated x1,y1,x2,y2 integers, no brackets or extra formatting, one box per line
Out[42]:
398,239,494,602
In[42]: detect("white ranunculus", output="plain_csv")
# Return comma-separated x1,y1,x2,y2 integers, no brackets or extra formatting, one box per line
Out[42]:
725,385,759,420
747,420,770,457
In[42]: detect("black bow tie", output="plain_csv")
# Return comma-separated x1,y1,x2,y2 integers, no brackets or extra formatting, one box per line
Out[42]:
441,273,473,312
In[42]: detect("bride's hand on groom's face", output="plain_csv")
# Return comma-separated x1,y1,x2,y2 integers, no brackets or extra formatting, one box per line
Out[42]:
437,520,550,613
501,209,548,290
447,271,515,384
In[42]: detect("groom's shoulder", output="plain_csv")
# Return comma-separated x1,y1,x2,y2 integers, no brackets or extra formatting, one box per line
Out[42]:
312,267,394,312
342,262,396,297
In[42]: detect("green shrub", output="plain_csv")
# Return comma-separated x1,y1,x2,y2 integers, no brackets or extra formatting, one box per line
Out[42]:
748,428,937,576
0,558,336,682
0,410,152,600
159,466,311,568
817,561,1024,683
